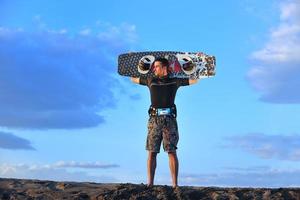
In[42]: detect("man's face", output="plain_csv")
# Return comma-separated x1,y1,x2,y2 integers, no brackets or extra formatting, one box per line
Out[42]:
153,61,167,77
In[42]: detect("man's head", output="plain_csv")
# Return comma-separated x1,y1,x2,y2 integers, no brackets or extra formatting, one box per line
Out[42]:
153,57,169,78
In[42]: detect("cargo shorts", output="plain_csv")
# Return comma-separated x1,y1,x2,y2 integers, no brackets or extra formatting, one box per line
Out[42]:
146,115,179,153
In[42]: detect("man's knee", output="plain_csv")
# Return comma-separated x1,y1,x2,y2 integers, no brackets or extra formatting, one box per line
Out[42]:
148,151,158,158
168,151,177,157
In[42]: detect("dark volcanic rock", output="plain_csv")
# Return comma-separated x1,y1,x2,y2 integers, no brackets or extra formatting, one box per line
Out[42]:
0,178,300,200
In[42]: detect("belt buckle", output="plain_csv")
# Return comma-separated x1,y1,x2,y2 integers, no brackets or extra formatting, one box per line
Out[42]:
157,108,171,116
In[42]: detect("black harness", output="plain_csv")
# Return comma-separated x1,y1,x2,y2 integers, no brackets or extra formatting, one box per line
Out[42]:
148,105,177,118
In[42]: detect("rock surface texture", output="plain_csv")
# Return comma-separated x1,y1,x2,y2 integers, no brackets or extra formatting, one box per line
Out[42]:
1,178,300,200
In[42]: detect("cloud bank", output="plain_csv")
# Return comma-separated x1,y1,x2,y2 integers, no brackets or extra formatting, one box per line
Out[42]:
180,167,300,187
0,22,137,129
247,0,300,103
52,161,120,169
223,133,300,161
0,161,119,183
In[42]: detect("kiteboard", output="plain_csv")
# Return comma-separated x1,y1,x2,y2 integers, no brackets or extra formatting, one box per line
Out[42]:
118,51,216,79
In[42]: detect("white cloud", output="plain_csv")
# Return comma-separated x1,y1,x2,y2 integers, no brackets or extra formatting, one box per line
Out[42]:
180,167,300,187
0,22,137,129
280,1,300,21
251,1,300,63
52,161,120,169
153,164,300,187
97,23,138,46
223,166,271,172
248,0,300,103
223,133,300,161
0,162,119,183
79,28,91,36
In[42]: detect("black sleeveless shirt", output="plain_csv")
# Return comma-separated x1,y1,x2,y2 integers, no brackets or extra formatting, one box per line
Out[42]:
139,76,189,108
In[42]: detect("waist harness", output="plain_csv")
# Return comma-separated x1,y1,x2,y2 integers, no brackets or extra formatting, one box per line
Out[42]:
148,105,177,118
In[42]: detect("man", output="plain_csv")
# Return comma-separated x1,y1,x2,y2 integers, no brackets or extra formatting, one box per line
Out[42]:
131,57,198,188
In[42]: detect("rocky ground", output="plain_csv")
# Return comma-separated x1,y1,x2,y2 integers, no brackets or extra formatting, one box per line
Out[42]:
0,178,300,200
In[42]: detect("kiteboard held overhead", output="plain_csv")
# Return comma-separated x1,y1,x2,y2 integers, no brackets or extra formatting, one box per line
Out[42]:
118,51,216,79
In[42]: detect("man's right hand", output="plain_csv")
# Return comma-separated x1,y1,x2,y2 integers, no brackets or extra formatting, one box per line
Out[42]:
131,77,140,84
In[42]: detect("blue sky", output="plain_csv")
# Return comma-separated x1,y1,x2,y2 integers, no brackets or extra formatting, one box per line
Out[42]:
1,0,300,187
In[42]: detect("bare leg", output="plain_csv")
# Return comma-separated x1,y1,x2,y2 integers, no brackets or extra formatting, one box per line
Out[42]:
147,151,157,186
168,151,178,188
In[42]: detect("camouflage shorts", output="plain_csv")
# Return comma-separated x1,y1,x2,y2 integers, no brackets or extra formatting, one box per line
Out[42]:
146,116,179,153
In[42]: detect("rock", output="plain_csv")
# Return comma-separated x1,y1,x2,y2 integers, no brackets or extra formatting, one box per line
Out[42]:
0,178,300,200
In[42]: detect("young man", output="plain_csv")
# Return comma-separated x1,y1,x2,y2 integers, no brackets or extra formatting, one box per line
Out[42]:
131,57,198,188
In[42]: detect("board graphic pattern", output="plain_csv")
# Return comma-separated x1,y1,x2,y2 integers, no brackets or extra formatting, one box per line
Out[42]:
118,51,216,79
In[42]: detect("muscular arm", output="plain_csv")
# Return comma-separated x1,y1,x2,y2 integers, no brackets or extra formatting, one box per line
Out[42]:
131,77,140,84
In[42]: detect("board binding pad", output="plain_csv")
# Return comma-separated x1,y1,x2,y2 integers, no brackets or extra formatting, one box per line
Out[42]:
118,51,216,79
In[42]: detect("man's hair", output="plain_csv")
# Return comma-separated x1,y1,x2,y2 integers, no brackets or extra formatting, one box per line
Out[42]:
154,57,169,68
